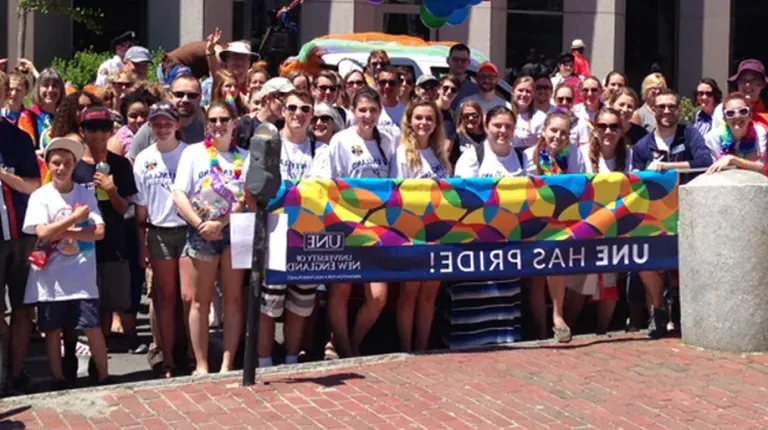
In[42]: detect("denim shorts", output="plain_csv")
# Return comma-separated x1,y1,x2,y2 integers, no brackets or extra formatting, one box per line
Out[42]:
37,299,100,333
183,225,232,261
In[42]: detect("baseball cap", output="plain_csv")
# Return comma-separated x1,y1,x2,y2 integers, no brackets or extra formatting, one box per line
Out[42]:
557,52,575,65
728,59,768,83
416,74,439,87
45,137,85,163
258,77,295,99
81,106,114,129
148,101,180,122
571,39,586,50
125,46,151,63
477,62,500,76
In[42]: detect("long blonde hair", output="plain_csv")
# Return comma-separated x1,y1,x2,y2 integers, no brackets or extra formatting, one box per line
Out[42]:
400,98,450,173
533,111,572,174
588,107,628,173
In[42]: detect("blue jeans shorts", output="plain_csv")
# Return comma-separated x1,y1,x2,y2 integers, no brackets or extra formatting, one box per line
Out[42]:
183,225,232,261
37,299,100,333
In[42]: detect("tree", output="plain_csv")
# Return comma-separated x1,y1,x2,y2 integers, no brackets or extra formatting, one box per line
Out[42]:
16,0,103,60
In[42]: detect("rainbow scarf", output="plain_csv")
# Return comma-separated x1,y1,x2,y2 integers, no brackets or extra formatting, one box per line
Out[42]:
539,146,570,175
719,122,758,159
204,135,243,179
225,89,238,113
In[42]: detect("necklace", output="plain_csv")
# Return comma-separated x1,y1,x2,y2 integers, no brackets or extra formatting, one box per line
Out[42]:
203,135,243,179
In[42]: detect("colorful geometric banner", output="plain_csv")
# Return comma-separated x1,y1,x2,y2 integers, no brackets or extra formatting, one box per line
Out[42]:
266,171,679,284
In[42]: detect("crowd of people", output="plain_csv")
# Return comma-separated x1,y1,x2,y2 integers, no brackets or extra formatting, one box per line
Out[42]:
0,28,765,395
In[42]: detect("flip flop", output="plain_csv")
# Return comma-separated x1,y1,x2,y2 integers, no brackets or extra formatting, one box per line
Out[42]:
324,342,339,360
554,325,572,343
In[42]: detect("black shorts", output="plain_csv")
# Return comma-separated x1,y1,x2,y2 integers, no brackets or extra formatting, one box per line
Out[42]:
0,236,36,310
37,299,100,333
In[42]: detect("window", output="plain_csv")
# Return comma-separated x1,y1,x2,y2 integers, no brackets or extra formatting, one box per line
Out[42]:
732,0,768,85
506,2,563,74
624,0,678,91
383,13,431,41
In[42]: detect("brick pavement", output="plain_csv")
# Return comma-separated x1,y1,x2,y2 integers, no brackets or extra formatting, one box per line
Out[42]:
4,333,768,429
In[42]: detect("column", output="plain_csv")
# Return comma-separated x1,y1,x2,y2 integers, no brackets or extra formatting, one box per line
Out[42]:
563,0,626,80
678,0,730,94
299,0,356,45
463,0,507,67
148,0,233,51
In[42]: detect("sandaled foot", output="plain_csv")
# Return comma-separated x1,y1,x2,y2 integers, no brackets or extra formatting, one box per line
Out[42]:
554,325,572,343
324,342,339,360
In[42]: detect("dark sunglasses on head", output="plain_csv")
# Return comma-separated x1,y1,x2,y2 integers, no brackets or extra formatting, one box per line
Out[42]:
370,61,388,68
420,83,438,91
556,96,573,103
377,79,398,87
595,122,621,132
441,85,457,94
207,116,231,125
696,90,714,97
312,115,333,123
724,106,751,118
286,104,312,113
172,91,200,100
316,84,338,92
401,77,414,86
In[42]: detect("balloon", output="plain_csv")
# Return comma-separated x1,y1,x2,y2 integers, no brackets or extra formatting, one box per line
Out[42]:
420,5,448,29
423,0,456,18
368,0,386,3
447,6,469,25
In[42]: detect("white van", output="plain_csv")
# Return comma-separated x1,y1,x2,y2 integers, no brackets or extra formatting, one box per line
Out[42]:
317,45,512,100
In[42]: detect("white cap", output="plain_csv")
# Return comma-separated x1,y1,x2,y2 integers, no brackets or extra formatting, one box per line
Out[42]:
45,137,85,163
125,46,151,63
257,77,295,99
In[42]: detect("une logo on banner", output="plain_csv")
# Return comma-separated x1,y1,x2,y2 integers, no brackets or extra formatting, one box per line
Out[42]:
303,232,345,252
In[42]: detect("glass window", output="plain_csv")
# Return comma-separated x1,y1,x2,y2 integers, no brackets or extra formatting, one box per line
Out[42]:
732,0,768,91
508,0,563,12
624,0,678,91
506,9,563,74
383,13,431,41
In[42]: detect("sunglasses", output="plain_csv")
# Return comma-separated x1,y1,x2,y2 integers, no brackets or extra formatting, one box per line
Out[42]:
112,81,132,88
536,85,553,91
346,80,365,88
316,84,338,92
595,122,621,132
556,96,573,103
441,86,457,94
312,115,333,123
724,106,751,118
581,88,600,94
462,112,480,121
654,103,678,112
286,104,312,113
696,90,714,97
172,91,200,100
420,83,438,91
377,79,398,87
207,116,231,125
370,61,388,68
401,78,414,86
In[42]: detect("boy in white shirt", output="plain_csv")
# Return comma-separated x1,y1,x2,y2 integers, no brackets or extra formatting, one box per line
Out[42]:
23,137,110,389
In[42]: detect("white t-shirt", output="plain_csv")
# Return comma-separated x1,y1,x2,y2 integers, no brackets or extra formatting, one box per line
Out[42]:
579,144,633,174
704,124,767,161
461,94,513,117
173,142,251,218
522,143,586,175
380,102,406,128
570,118,592,146
454,140,524,178
513,110,547,148
23,183,104,303
573,103,600,123
281,136,317,181
389,145,450,179
133,143,187,227
310,127,396,179
654,133,674,153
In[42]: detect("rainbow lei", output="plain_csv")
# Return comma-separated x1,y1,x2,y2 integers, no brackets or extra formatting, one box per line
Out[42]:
539,146,570,175
719,122,758,159
204,135,243,179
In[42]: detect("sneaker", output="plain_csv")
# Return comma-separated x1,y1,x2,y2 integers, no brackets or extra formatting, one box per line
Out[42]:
648,306,669,339
124,333,148,355
5,372,31,395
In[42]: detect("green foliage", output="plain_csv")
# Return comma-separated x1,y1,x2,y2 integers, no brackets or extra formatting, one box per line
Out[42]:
680,96,696,123
17,0,103,31
50,47,165,89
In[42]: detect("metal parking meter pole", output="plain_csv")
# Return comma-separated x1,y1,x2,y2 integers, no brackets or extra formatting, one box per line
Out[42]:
243,205,267,386
242,122,282,387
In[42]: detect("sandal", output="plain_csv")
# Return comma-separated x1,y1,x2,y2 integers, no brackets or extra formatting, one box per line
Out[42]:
162,364,176,379
324,342,339,360
554,325,572,344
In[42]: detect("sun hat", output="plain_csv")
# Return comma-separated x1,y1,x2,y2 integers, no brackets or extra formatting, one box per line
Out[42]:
728,59,768,83
220,40,260,62
570,39,585,50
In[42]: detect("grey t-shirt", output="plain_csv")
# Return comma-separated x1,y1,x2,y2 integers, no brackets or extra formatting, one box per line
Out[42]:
127,118,205,159
451,76,480,111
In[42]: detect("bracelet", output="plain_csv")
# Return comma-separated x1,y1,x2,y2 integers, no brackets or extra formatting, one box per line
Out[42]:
195,220,204,229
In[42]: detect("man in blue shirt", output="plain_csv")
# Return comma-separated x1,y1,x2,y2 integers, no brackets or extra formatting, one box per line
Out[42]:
0,72,42,393
631,88,712,339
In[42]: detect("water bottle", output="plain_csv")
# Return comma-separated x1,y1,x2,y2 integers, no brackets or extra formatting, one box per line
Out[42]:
95,161,110,201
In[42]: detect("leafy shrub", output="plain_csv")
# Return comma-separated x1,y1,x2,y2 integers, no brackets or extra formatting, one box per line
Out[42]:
49,46,165,89
680,96,697,123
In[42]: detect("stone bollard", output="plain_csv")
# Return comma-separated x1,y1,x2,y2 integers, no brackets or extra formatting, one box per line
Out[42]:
679,169,768,352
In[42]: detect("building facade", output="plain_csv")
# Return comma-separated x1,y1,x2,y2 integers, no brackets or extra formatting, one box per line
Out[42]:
1,0,764,95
